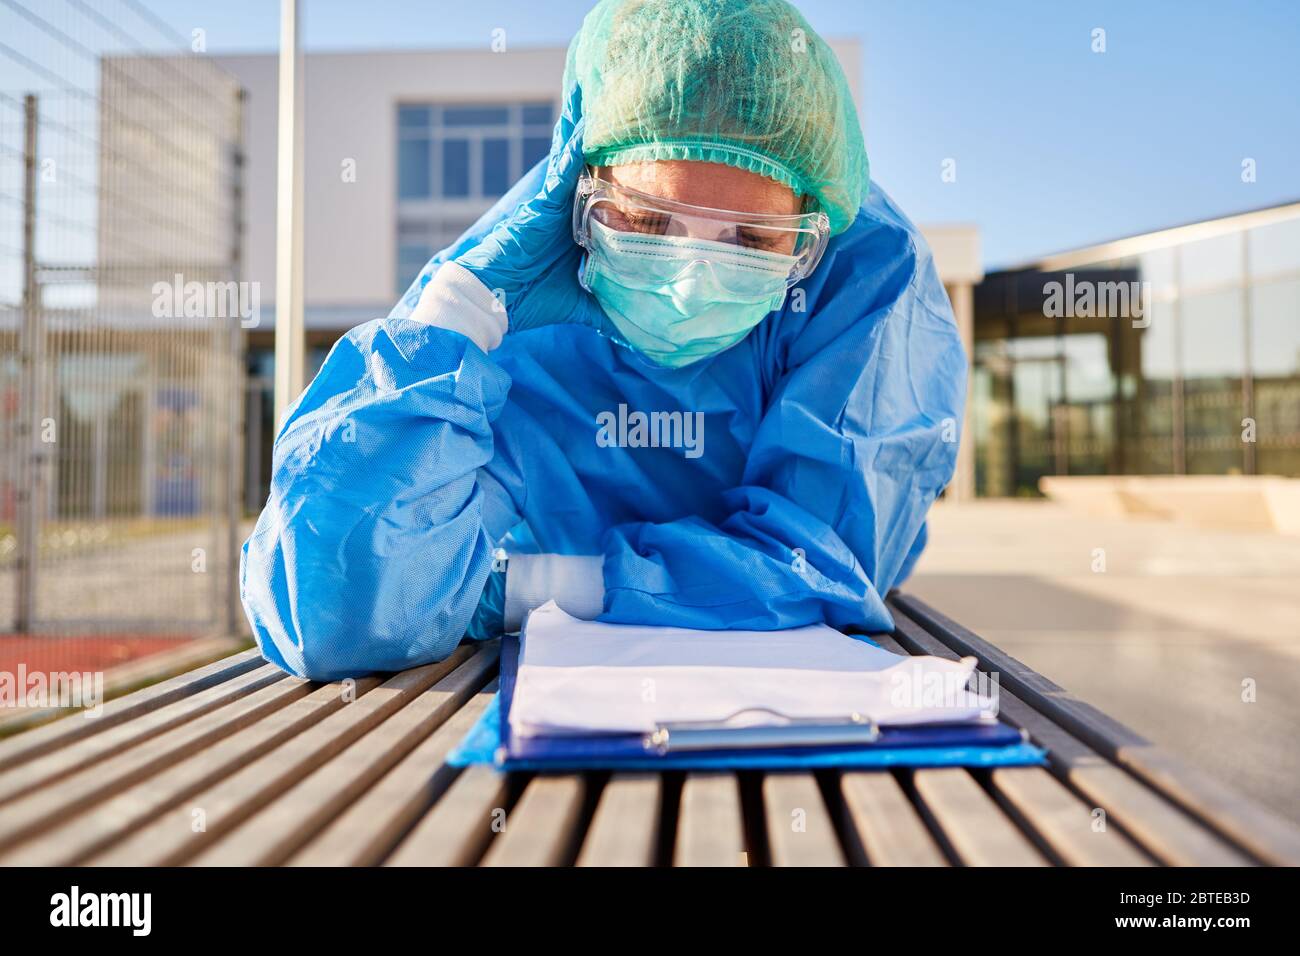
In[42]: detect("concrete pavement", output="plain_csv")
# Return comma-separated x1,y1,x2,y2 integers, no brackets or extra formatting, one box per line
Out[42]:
907,500,1300,823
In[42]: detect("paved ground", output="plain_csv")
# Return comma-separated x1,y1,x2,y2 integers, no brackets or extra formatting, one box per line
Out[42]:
0,523,232,635
908,500,1300,824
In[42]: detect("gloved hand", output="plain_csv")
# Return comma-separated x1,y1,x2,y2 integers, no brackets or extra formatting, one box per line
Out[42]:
465,565,506,641
454,84,601,333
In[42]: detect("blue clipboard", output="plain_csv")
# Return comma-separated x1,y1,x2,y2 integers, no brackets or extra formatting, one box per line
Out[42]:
454,631,1046,771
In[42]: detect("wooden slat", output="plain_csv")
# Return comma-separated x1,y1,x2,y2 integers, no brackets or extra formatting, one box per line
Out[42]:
0,664,284,805
0,671,312,855
10,595,1265,869
0,677,376,865
895,593,1300,865
876,626,1146,865
192,646,499,866
763,772,845,866
88,645,477,865
385,764,510,867
838,771,948,866
996,704,1247,866
291,678,500,867
889,607,1251,866
868,631,917,657
912,768,1048,866
989,766,1152,866
576,774,661,867
0,649,264,773
480,774,587,867
1118,746,1300,863
674,773,744,867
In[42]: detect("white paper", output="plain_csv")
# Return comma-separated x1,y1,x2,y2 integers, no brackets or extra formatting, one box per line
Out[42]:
509,602,998,737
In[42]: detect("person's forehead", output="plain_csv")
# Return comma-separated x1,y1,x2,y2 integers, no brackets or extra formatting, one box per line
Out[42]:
598,160,800,216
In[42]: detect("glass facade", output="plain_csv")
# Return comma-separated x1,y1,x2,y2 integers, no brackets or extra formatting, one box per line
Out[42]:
972,206,1300,496
395,101,555,294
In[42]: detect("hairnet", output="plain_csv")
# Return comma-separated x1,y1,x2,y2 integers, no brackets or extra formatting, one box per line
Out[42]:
563,0,869,235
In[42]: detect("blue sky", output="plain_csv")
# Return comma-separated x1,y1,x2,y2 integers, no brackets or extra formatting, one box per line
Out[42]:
141,0,1300,268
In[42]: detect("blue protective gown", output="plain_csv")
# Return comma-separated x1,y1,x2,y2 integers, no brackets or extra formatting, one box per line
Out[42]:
241,166,967,680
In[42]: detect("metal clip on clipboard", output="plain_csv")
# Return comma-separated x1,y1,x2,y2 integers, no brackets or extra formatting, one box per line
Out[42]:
643,707,880,754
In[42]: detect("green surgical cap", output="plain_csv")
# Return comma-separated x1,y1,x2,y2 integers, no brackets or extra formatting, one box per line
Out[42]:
563,0,869,236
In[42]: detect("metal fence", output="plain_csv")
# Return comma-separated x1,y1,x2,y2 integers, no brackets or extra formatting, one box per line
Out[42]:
0,0,246,652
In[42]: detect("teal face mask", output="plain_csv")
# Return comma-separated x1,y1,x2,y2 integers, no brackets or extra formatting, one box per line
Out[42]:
580,219,799,368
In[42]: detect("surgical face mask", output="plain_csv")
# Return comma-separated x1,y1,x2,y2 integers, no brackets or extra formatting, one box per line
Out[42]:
573,172,827,368
579,219,801,368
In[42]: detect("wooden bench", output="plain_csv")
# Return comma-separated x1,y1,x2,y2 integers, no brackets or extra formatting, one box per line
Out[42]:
2,594,1297,867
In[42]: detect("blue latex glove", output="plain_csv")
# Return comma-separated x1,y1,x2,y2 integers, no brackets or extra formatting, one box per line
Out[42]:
465,566,506,641
453,84,601,333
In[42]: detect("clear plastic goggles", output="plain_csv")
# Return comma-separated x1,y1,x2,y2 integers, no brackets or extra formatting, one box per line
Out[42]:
572,170,831,289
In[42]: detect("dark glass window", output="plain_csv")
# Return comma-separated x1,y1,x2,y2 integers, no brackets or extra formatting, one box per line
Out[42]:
441,139,470,197
398,103,559,294
522,136,551,171
521,103,553,125
442,106,510,126
398,105,432,129
397,139,431,199
482,138,511,195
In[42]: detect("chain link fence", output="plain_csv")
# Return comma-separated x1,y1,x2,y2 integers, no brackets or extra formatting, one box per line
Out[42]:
0,0,246,664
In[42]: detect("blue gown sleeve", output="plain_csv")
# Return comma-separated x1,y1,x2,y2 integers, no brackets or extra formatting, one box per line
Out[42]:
239,319,521,680
599,217,967,634
241,162,554,681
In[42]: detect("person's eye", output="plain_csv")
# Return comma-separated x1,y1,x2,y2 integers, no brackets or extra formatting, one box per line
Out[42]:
594,206,670,235
626,212,671,235
594,206,633,231
735,228,789,252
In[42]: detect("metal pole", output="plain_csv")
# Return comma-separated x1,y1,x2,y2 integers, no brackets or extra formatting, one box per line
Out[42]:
16,94,41,632
1054,314,1068,477
92,407,107,520
1171,247,1186,475
226,88,249,636
948,281,976,501
1241,232,1255,476
141,367,156,517
245,380,263,513
274,0,305,430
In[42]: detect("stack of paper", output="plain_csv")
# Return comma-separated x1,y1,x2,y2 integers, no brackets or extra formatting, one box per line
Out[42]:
509,602,997,739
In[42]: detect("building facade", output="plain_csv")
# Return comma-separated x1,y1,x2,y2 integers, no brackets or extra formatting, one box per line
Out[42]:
972,202,1300,497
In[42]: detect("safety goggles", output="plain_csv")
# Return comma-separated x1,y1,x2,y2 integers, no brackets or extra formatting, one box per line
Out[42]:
572,170,830,288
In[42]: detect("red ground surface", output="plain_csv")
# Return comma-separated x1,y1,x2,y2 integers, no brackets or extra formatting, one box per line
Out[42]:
0,635,192,675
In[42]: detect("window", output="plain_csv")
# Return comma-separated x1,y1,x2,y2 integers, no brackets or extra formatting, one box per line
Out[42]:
1181,289,1247,475
394,217,481,297
441,139,470,197
396,102,554,203
1178,232,1242,294
1248,219,1300,280
1251,277,1300,475
398,139,431,199
482,138,511,195
396,102,555,293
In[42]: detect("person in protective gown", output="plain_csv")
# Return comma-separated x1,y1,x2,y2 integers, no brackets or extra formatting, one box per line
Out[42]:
241,0,968,680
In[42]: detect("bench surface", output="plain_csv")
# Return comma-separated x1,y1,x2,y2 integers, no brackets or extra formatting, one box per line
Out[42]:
2,595,1297,867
